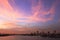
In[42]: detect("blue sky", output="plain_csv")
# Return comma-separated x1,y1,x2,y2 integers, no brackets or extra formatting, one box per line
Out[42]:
0,0,60,29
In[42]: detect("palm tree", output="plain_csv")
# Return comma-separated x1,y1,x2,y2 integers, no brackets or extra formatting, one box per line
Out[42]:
53,30,56,34
36,31,39,35
47,31,50,36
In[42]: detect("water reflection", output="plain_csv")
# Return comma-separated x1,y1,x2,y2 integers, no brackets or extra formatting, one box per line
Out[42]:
0,35,60,40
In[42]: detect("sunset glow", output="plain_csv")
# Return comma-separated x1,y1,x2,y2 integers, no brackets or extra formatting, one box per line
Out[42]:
0,0,60,34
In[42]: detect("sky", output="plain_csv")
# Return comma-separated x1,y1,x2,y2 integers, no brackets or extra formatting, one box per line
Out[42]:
0,0,60,32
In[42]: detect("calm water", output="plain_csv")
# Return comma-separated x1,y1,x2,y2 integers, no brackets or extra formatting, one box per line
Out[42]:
0,35,60,40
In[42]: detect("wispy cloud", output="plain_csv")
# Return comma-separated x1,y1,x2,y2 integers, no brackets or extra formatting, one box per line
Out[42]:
0,0,59,29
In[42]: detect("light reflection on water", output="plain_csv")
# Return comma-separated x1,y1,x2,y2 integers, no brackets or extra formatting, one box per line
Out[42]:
0,35,60,40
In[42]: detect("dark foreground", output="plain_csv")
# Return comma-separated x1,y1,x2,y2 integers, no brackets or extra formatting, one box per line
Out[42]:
0,33,60,38
0,35,60,40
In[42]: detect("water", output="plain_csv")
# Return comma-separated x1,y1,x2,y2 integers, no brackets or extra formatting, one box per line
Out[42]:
0,35,60,40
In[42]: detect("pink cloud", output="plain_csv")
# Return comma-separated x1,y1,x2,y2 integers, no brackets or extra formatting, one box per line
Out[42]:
0,0,59,29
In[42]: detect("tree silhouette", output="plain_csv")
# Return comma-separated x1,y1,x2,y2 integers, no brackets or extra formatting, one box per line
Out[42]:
52,30,56,34
36,31,39,35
